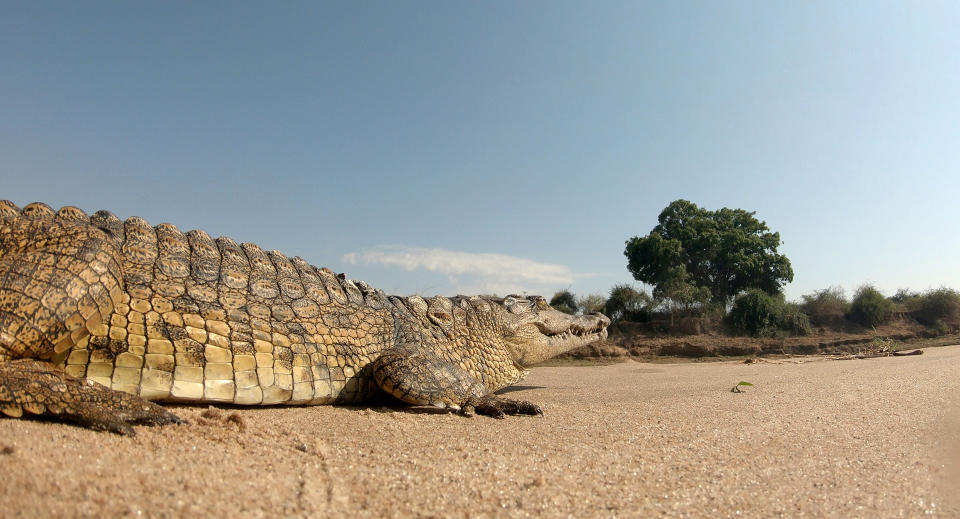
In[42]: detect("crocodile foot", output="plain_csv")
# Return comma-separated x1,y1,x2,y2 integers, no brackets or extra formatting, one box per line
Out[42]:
462,395,543,418
0,359,181,436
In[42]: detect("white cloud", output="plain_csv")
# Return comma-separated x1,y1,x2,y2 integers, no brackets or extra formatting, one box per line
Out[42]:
342,245,575,294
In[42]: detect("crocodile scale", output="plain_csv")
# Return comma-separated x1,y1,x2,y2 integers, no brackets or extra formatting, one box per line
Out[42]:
0,201,609,434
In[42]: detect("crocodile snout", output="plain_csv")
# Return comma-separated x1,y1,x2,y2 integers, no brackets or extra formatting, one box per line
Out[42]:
571,313,610,334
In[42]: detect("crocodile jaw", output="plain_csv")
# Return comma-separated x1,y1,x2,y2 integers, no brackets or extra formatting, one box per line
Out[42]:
505,310,611,367
543,325,608,351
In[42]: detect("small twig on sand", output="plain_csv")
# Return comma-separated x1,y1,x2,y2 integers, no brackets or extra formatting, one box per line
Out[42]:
828,349,924,361
891,349,924,356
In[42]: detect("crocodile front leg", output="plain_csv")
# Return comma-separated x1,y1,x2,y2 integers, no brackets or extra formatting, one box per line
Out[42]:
0,215,179,434
371,343,542,418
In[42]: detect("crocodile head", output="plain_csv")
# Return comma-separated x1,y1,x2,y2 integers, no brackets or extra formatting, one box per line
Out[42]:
495,295,610,367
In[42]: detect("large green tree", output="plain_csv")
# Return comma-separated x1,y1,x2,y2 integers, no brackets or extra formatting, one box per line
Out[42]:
624,200,793,305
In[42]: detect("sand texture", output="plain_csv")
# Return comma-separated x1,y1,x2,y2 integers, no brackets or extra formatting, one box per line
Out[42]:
1,346,958,518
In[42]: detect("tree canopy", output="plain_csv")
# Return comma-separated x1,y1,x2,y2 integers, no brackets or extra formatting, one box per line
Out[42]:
624,200,793,305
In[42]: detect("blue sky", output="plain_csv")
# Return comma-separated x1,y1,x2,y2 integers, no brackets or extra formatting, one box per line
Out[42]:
2,2,957,301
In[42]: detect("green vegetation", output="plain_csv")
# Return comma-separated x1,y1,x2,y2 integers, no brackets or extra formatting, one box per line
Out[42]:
848,285,893,328
730,381,753,393
727,289,811,337
556,281,956,339
548,200,957,341
549,290,577,315
604,284,654,323
890,288,920,305
800,286,849,327
912,287,960,328
728,289,782,337
778,303,812,336
576,294,607,315
655,271,713,319
624,200,793,306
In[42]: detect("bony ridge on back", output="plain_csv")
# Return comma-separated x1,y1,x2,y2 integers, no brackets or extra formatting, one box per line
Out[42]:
0,201,609,433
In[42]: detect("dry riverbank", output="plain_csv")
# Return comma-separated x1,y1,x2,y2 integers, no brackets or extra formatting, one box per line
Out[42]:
1,346,958,517
565,319,959,359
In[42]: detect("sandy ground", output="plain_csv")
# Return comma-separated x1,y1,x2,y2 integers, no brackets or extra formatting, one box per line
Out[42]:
1,347,958,518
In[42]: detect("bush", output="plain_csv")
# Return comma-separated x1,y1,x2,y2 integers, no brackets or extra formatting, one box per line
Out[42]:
779,303,812,336
550,290,577,315
849,285,893,328
728,289,782,337
577,294,607,315
801,287,849,326
932,319,952,335
729,290,811,337
913,287,960,326
890,288,920,304
604,284,654,322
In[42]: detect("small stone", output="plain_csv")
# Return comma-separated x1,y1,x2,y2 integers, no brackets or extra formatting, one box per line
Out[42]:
201,406,222,419
226,413,246,432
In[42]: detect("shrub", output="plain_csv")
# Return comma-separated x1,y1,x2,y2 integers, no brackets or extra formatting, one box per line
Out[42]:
801,286,849,326
604,284,654,322
728,289,782,337
550,290,577,315
849,285,893,328
728,290,811,337
913,287,960,326
779,303,812,336
654,272,713,317
577,294,607,315
932,320,952,335
890,288,921,304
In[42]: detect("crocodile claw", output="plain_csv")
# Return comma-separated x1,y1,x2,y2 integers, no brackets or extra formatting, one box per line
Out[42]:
465,395,543,419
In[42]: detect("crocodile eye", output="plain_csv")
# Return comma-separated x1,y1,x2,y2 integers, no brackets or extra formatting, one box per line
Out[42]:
504,296,533,314
534,298,549,310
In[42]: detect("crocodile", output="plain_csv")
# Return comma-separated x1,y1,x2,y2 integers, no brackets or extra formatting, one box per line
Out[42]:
0,201,609,434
